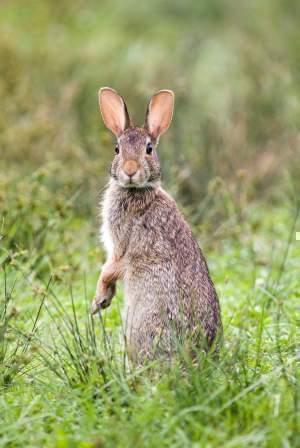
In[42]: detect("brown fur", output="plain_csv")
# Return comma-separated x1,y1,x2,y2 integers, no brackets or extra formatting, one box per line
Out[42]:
92,88,222,362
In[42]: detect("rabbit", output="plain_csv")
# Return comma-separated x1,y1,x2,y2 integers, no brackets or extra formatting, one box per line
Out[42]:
91,87,222,362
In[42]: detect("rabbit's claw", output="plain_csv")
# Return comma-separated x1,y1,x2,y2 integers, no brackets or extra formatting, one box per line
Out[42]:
91,283,116,315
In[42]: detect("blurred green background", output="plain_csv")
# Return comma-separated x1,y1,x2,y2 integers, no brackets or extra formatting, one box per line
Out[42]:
1,0,299,212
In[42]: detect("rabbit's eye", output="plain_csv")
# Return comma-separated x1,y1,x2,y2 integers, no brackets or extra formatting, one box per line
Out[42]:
115,144,119,154
146,142,153,155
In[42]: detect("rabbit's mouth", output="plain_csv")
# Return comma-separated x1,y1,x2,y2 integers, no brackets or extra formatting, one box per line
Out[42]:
118,176,150,189
116,169,153,189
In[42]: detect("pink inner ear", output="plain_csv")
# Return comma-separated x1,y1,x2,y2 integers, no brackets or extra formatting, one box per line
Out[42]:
147,91,174,138
100,89,127,136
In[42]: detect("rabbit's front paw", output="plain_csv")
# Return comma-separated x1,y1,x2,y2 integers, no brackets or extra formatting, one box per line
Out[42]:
91,283,116,315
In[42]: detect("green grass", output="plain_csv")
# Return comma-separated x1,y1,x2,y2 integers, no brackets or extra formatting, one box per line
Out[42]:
0,169,299,447
0,0,300,446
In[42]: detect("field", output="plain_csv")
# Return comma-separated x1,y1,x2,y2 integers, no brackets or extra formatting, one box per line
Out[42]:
0,1,299,447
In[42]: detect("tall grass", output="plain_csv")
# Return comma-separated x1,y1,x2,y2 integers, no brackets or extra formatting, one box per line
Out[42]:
1,0,299,215
0,267,48,388
0,193,298,446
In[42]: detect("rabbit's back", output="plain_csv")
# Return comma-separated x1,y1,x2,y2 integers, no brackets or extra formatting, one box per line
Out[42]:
102,182,221,360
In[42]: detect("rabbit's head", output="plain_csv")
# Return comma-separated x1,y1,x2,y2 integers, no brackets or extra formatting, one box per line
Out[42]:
98,87,174,188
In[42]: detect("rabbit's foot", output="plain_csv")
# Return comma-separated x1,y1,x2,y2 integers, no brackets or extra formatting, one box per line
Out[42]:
91,283,116,315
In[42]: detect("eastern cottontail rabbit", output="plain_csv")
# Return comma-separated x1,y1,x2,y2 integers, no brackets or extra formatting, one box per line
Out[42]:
92,87,222,362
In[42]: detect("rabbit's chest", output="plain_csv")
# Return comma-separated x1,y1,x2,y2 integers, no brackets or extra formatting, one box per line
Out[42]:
108,212,133,256
101,196,135,258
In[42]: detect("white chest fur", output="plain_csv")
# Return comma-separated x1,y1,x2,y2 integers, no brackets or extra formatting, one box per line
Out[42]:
100,184,115,259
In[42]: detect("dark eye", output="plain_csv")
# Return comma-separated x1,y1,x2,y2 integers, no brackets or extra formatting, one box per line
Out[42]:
115,144,119,154
146,142,153,155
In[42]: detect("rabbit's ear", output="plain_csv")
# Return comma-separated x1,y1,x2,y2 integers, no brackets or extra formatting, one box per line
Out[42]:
144,90,174,139
99,87,131,137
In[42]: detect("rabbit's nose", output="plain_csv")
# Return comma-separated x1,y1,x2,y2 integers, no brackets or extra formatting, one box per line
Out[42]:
123,160,138,177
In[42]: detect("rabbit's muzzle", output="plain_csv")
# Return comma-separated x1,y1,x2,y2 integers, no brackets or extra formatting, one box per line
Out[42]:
123,160,138,177
118,160,148,188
